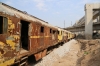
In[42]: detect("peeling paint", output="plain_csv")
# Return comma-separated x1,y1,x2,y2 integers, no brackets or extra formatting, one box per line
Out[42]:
17,22,20,28
6,36,15,40
6,40,15,50
8,19,15,29
29,23,33,36
0,17,19,65
0,58,15,66
13,35,20,40
0,41,5,48
8,18,15,35
0,41,16,65
15,43,20,52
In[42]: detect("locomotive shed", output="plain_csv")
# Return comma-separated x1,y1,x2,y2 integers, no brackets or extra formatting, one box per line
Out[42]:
0,2,100,66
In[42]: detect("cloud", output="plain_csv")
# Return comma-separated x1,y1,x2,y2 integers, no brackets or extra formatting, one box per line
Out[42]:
5,1,12,5
1,0,13,5
55,12,60,14
33,0,47,11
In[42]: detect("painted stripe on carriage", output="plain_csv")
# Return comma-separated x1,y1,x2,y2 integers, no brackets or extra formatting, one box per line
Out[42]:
45,36,49,37
30,36,40,38
30,36,50,38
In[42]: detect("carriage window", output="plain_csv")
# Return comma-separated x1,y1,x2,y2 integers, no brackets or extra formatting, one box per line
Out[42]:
50,29,52,33
57,31,59,34
53,30,56,34
40,26,44,33
0,16,3,34
61,31,62,35
3,17,8,33
0,16,8,34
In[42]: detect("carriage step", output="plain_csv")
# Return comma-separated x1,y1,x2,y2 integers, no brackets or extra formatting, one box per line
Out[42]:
19,56,28,66
21,56,28,61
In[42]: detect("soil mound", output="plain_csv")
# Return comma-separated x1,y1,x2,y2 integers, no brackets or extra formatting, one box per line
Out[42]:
77,39,100,66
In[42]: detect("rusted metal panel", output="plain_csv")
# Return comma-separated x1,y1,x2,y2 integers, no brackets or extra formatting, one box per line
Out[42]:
49,28,53,46
0,14,20,65
29,22,46,53
30,22,38,53
65,32,68,42
34,49,47,61
51,28,58,45
37,23,44,51
39,25,44,48
44,26,50,48
41,49,47,57
0,2,71,65
63,32,68,42
34,52,42,61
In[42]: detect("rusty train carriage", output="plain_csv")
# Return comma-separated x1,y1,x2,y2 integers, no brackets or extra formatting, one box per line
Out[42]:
63,30,68,42
0,2,75,66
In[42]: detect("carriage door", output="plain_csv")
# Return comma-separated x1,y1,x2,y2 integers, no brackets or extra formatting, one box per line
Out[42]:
40,26,44,47
20,20,30,50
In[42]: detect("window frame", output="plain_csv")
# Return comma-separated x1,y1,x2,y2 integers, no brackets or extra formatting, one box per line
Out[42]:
0,16,8,34
50,28,52,33
40,26,44,33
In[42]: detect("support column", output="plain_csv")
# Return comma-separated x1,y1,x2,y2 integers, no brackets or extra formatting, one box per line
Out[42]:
85,4,93,39
99,11,100,22
97,16,99,22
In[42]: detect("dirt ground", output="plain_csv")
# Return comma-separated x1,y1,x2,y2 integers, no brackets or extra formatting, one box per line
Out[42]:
52,39,100,66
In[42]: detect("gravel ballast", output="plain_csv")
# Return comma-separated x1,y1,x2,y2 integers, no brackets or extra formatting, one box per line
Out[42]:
34,39,79,66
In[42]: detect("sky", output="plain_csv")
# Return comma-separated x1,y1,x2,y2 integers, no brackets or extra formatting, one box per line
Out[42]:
0,0,100,28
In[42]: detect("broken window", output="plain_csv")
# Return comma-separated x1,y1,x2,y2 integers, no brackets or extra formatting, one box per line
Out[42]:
3,17,8,33
0,16,8,34
0,16,3,34
57,31,59,34
53,30,56,34
50,29,52,33
40,26,44,33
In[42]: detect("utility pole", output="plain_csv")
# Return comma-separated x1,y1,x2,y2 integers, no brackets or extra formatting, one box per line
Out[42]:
64,20,65,28
71,21,72,26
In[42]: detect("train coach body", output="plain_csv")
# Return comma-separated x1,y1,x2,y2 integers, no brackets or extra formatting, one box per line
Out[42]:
57,29,66,43
57,28,63,42
63,30,68,42
0,2,74,66
67,31,75,40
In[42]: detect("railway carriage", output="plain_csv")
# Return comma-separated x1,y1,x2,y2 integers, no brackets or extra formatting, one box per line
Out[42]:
63,30,68,42
57,28,63,43
0,2,75,66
